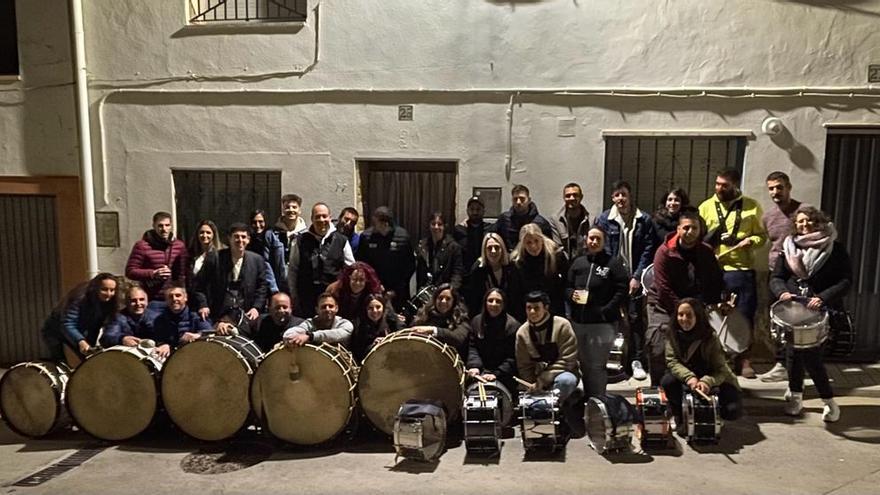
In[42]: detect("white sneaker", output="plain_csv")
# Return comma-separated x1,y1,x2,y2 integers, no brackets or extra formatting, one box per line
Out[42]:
784,392,803,416
783,387,792,401
631,360,648,381
759,363,788,382
822,399,840,423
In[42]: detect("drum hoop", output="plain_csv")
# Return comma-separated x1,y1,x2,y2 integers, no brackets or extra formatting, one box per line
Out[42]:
190,336,260,374
769,301,830,330
301,343,359,392
0,362,66,437
93,345,163,370
365,331,465,382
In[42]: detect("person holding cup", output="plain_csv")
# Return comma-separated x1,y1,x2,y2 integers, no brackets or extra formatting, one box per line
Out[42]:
566,226,629,398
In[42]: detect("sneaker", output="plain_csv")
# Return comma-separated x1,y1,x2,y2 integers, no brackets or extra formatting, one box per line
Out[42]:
822,399,840,423
631,360,648,381
783,387,792,402
784,391,803,416
759,363,788,382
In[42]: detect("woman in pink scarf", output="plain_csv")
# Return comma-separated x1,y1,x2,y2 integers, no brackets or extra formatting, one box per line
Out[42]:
770,206,852,423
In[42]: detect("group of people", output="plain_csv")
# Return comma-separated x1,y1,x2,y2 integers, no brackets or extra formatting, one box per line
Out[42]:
41,167,851,436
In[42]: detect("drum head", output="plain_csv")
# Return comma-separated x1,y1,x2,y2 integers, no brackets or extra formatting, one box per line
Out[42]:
161,339,253,441
359,334,463,435
251,345,355,445
67,347,159,441
708,308,752,355
0,363,62,437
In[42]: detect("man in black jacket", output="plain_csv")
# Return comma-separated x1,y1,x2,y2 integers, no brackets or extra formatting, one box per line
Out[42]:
492,184,558,251
454,196,491,272
288,203,355,318
195,223,269,329
356,206,416,312
248,292,304,352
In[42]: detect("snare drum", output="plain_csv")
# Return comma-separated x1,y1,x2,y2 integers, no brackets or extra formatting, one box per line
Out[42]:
403,285,438,321
393,400,447,462
683,391,721,444
585,393,634,454
358,331,465,435
161,334,263,441
463,381,513,453
519,391,562,451
708,306,752,355
67,345,163,441
251,343,357,445
770,300,829,349
0,361,72,437
635,387,671,446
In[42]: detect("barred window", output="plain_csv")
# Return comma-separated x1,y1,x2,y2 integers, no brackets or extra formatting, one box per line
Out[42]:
188,0,307,23
602,134,747,211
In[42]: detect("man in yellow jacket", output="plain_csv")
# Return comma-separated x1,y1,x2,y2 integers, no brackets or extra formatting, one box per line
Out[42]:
698,168,767,378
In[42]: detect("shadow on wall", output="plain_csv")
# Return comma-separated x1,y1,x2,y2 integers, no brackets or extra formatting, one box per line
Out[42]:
769,125,818,172
773,0,880,18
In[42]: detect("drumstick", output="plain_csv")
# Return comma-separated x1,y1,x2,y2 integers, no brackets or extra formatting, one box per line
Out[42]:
514,376,535,389
473,374,488,384
478,382,487,403
716,242,746,260
694,388,712,402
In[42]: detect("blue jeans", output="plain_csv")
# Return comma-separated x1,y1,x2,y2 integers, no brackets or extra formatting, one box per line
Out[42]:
552,371,578,402
571,322,616,399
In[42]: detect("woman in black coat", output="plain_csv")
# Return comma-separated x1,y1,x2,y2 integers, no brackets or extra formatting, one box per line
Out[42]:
566,227,629,397
770,206,851,423
409,283,471,356
511,223,568,318
466,288,520,396
350,293,401,363
416,211,465,291
465,232,522,319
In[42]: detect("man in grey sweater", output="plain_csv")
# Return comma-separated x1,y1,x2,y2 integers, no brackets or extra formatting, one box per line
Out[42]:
283,293,353,348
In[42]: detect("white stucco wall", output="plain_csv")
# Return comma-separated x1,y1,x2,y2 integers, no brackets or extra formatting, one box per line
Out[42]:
0,0,78,177
4,0,880,272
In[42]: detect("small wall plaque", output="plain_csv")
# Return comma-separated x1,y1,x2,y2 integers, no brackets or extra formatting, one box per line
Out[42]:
96,211,120,247
869,65,880,83
398,105,413,121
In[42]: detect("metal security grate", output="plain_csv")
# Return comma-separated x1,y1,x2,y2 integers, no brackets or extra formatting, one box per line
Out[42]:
12,446,106,486
189,0,307,23
173,170,282,243
603,136,746,211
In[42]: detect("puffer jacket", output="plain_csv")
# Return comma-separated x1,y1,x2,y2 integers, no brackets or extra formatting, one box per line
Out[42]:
125,230,189,301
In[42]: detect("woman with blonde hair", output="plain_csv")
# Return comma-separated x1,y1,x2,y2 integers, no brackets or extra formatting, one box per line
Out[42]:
465,232,523,319
511,223,567,317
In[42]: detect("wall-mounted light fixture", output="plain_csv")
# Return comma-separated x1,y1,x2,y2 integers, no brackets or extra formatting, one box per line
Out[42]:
761,117,784,136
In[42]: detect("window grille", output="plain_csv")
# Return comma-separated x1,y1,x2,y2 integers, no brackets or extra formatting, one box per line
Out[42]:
602,136,746,211
172,170,282,242
188,0,307,23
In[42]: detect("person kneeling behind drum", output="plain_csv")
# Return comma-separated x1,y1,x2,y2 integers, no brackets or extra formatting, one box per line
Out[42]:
467,288,520,395
283,293,353,347
770,206,851,423
100,284,157,347
661,298,742,436
515,291,582,429
151,283,213,358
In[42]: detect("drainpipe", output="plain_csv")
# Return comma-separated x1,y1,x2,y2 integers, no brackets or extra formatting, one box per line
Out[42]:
70,0,99,276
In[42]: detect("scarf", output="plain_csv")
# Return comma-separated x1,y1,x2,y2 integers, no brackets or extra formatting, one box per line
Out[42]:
783,223,836,280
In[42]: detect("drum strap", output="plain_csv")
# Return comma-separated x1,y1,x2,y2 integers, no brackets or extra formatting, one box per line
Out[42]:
714,199,743,242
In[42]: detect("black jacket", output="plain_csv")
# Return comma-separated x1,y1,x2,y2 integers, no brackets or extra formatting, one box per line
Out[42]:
356,225,416,302
417,235,465,290
566,251,629,324
248,314,305,353
195,249,269,317
514,250,568,317
492,202,555,252
465,261,524,320
770,240,852,310
467,313,519,380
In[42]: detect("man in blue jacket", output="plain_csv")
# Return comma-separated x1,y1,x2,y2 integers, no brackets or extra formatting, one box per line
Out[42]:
594,180,658,381
152,283,212,358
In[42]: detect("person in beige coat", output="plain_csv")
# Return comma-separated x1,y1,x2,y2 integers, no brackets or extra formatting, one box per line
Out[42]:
515,291,580,402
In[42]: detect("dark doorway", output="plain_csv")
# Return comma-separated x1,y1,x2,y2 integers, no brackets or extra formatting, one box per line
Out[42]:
173,170,282,243
358,161,457,245
822,130,880,361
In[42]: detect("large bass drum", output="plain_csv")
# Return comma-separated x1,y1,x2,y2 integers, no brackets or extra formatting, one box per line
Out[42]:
67,345,163,441
0,361,71,437
161,334,263,441
708,306,752,356
358,331,465,435
251,343,357,445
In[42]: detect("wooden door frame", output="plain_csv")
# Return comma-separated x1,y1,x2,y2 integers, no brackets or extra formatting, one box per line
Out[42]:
0,176,87,293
